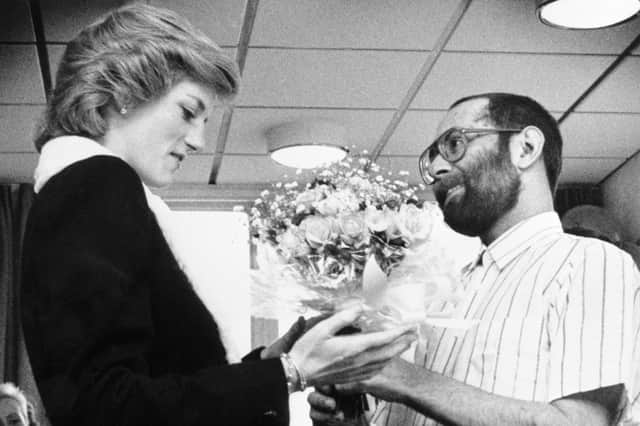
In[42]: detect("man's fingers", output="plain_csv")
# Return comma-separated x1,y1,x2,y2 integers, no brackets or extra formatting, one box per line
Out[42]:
307,391,337,412
334,382,363,395
310,408,344,423
315,384,335,395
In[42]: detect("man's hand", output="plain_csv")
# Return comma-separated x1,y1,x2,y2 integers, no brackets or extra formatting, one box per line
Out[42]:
335,357,413,403
307,358,414,425
308,385,362,426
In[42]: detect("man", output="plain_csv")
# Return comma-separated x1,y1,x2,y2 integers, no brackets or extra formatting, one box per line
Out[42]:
308,93,640,425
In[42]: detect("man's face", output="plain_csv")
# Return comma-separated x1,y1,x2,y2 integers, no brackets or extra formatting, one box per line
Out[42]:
430,98,521,237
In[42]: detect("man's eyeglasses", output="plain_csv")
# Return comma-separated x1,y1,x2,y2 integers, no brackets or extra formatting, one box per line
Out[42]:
418,127,523,185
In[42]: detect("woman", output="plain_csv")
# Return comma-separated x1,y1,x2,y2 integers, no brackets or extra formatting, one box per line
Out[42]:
20,4,415,426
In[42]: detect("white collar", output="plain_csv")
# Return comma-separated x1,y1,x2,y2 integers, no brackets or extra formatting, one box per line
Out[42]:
34,136,240,362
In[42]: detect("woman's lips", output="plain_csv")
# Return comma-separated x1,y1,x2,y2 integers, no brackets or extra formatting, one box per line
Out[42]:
170,152,185,162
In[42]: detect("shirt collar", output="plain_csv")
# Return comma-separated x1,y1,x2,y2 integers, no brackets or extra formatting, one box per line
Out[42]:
477,211,563,271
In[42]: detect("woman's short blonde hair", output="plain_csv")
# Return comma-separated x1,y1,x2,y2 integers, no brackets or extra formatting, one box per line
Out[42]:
35,3,240,151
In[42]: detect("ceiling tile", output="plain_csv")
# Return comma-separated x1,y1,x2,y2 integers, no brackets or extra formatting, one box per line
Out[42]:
0,44,45,103
383,110,446,156
173,154,214,183
222,108,394,155
149,0,244,46
0,153,37,183
0,105,44,152
216,154,298,184
41,0,127,42
447,0,640,54
374,155,424,185
560,157,625,184
238,49,423,108
560,112,640,158
576,57,640,113
1,0,34,42
42,0,242,44
411,52,612,111
251,0,456,50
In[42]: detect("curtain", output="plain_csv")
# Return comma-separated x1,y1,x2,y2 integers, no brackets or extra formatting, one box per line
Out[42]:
0,183,49,425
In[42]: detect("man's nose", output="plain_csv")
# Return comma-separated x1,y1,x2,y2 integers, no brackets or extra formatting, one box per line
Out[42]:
427,152,452,181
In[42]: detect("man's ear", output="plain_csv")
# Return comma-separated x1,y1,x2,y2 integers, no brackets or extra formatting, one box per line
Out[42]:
511,125,545,170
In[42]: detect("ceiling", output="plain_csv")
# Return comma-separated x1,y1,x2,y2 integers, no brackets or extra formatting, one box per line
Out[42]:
1,0,640,194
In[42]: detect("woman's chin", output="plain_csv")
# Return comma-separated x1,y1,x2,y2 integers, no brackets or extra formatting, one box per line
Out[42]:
141,173,174,189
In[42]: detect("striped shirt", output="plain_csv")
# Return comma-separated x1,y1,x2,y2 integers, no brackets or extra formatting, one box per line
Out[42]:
373,211,640,426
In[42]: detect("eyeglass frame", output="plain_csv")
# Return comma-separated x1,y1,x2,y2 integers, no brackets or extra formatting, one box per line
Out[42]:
418,127,524,185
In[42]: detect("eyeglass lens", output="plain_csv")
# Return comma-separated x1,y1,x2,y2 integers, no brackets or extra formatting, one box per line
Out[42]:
427,129,467,163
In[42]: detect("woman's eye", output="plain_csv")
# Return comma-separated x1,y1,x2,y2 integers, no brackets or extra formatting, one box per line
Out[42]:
181,106,195,121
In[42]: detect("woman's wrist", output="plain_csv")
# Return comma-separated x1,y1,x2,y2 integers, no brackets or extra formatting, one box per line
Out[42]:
280,352,307,394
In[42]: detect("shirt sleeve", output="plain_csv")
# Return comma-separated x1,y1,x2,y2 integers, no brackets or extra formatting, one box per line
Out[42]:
21,157,289,426
546,238,640,410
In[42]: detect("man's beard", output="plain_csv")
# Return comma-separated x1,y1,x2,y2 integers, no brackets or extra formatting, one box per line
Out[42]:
435,144,521,238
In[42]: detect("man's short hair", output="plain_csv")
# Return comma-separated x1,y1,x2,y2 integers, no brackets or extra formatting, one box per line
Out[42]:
450,93,563,192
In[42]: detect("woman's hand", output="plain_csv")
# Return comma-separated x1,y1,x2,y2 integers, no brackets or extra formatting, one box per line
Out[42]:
261,315,329,359
288,306,416,387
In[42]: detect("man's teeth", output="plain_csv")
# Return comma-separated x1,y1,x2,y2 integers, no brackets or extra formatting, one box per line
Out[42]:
447,185,463,196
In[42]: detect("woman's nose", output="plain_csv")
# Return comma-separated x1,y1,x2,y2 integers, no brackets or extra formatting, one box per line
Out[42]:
185,123,207,153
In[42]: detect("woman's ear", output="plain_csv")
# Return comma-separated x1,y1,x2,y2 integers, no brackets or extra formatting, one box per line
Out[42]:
511,125,545,170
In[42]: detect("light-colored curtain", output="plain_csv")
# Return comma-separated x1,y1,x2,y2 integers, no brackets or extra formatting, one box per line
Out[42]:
0,183,49,425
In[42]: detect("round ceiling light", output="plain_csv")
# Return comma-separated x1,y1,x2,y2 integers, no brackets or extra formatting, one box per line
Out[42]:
265,119,349,169
536,0,640,29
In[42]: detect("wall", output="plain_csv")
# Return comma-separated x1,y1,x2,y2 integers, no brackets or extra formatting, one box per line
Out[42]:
602,152,640,243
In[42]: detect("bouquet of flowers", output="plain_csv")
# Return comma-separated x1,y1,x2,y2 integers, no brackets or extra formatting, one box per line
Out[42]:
248,154,464,328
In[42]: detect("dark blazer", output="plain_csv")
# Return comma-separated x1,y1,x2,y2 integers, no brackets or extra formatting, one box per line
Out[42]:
21,156,289,426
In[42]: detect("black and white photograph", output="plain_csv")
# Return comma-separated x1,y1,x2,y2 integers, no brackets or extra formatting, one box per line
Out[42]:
1,1,639,425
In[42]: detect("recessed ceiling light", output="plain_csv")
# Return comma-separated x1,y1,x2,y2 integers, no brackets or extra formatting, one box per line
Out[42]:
537,0,640,29
266,119,349,169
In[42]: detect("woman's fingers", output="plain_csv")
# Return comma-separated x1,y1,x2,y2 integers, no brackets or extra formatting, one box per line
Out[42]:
332,324,416,356
313,305,365,336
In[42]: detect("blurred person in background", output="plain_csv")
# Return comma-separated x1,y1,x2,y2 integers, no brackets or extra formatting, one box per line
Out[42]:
0,382,38,426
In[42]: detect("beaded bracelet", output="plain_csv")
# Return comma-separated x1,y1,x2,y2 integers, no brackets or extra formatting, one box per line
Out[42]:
280,353,307,393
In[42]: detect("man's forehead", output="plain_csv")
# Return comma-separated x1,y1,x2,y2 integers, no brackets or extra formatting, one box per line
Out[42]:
436,97,490,135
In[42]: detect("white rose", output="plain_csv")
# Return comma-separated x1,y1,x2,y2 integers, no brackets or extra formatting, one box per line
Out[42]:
365,206,396,236
277,227,310,258
395,203,434,243
315,194,344,216
299,216,334,248
337,213,369,247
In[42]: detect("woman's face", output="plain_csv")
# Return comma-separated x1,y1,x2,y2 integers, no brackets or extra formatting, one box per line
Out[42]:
102,79,220,187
